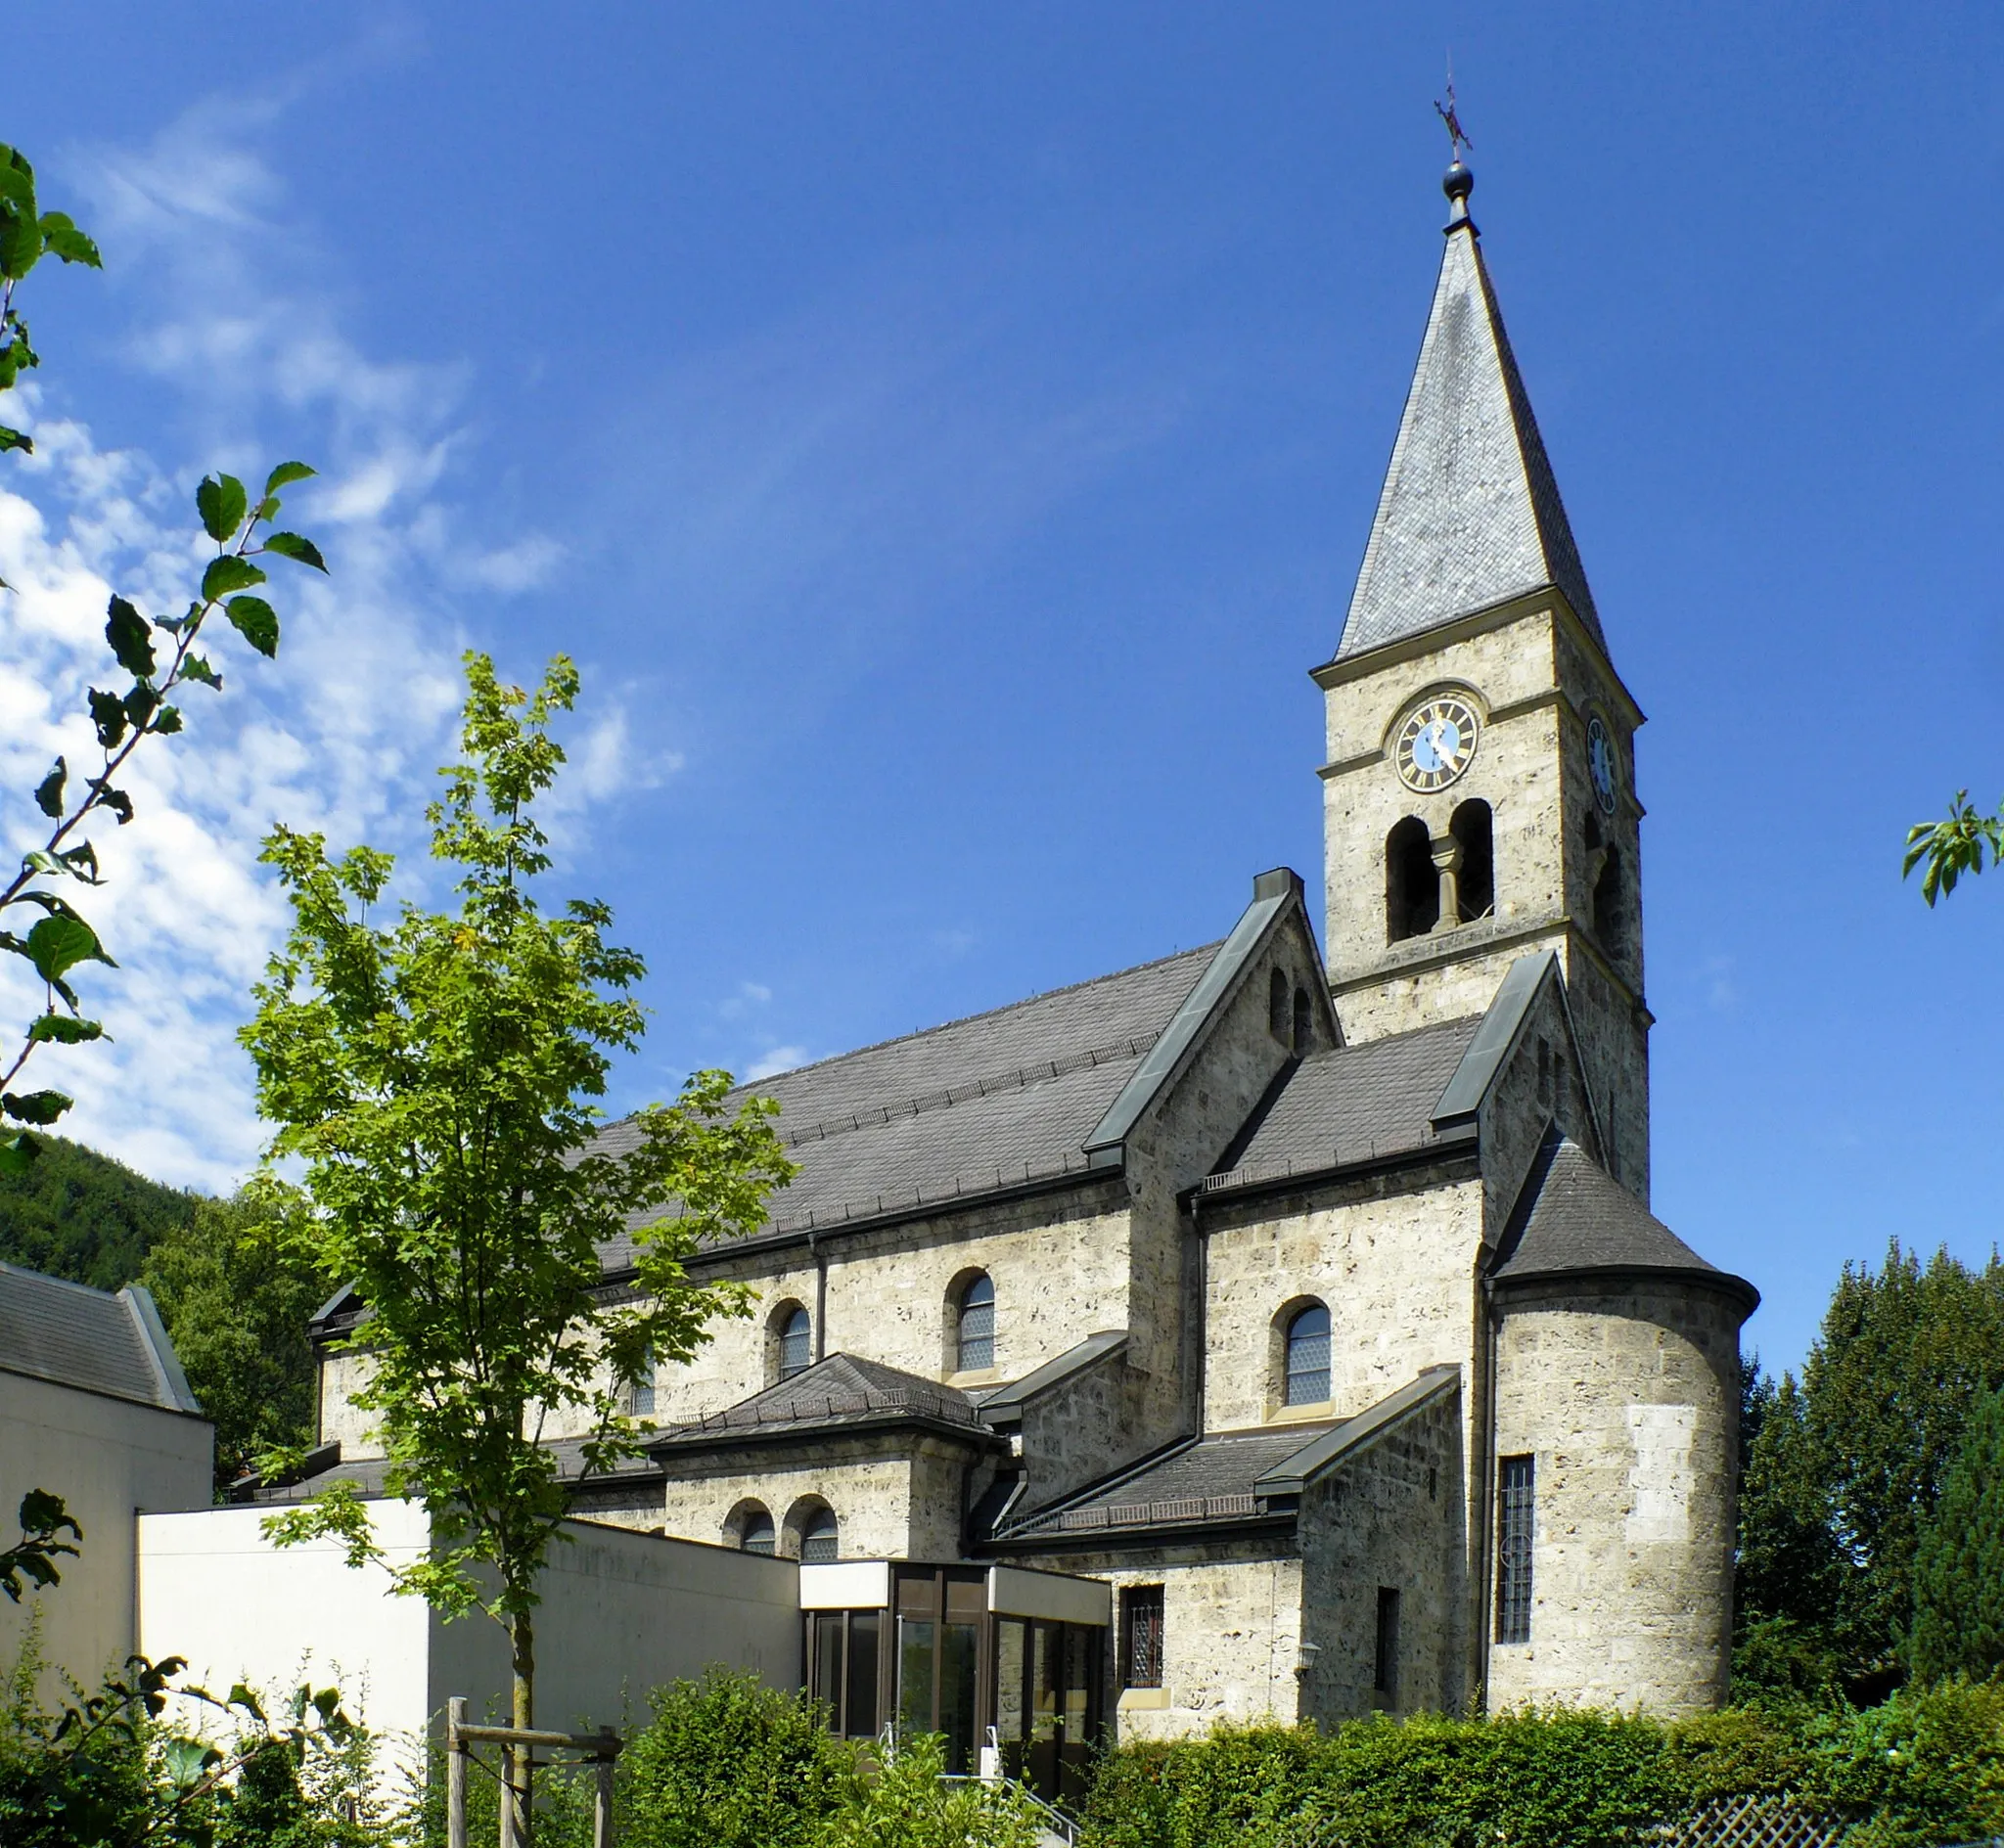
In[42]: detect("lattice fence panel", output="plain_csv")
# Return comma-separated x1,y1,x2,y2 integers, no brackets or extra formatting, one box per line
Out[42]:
1659,1796,1845,1848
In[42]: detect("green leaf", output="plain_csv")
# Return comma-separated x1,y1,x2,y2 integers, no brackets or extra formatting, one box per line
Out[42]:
226,595,279,657
196,473,248,543
36,211,101,268
200,554,265,603
87,688,127,748
123,684,159,731
0,210,42,282
27,1014,102,1045
263,460,317,495
3,1090,72,1125
34,757,66,819
104,596,157,676
154,704,183,736
24,913,112,982
0,150,35,213
261,530,328,572
97,785,133,826
0,424,31,455
180,654,222,691
0,1132,40,1174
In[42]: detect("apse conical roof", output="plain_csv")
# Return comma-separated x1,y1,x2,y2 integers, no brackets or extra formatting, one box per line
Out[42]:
1336,169,1606,663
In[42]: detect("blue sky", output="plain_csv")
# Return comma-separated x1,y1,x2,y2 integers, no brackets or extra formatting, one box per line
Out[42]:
3,4,1999,1374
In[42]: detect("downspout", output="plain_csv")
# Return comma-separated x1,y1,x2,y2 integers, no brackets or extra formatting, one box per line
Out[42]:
1474,1270,1500,1712
810,1231,828,1363
1192,1194,1209,1435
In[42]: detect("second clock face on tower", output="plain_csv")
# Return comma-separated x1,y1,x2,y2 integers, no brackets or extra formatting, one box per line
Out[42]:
1394,696,1480,793
1587,714,1619,815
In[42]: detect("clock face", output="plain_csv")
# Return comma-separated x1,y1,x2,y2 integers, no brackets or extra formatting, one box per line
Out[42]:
1587,715,1618,815
1395,696,1480,793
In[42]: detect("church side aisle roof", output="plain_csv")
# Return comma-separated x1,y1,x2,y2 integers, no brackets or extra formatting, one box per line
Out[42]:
651,1351,989,1447
0,1262,202,1415
1334,169,1606,664
1491,1129,1758,1310
594,944,1218,1268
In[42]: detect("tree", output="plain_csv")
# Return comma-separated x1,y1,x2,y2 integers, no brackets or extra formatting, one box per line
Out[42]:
1,140,327,1171
1734,1242,2004,1696
140,1185,322,1497
245,653,794,1841
1910,1386,2004,1684
0,1131,197,1289
1904,790,2002,905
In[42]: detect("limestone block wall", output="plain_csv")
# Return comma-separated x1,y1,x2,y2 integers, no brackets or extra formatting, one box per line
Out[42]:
315,1348,382,1459
1017,1540,1305,1741
1016,1338,1156,1511
1475,974,1606,1242
1486,1281,1744,1715
1201,1167,1483,1431
653,1432,985,1560
1297,1383,1467,1723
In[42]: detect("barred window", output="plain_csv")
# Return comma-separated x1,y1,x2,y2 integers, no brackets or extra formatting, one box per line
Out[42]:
801,1508,839,1564
1496,1455,1535,1644
627,1348,656,1417
1120,1585,1164,1690
1284,1303,1331,1406
957,1274,995,1373
780,1306,812,1380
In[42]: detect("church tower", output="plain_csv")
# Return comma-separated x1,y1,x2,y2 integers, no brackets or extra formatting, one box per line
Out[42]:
1314,161,1652,1197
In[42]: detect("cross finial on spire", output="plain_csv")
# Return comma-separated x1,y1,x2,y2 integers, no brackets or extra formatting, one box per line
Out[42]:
1434,70,1476,227
1434,74,1474,163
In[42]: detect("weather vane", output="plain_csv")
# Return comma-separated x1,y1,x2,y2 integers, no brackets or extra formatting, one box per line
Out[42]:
1435,69,1474,163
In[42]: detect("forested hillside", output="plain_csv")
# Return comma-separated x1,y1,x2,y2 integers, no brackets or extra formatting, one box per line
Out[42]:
0,1135,199,1290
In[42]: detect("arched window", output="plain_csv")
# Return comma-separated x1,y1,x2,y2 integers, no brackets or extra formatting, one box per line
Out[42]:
778,1305,812,1381
1269,969,1290,1039
800,1508,839,1564
1284,1303,1332,1406
956,1273,995,1373
739,1510,775,1555
1292,985,1312,1054
1386,818,1437,943
1593,848,1623,954
1451,799,1493,923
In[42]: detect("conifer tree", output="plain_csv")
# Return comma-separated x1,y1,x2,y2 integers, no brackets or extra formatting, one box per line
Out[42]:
1911,1387,2004,1684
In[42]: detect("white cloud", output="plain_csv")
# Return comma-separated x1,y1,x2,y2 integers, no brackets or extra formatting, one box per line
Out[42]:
745,1046,810,1082
0,94,654,1191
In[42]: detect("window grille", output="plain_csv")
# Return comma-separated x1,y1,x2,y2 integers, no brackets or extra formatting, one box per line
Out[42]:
741,1510,775,1555
780,1307,812,1379
1119,1585,1164,1689
1284,1304,1332,1406
957,1274,995,1372
1496,1455,1535,1644
801,1509,839,1563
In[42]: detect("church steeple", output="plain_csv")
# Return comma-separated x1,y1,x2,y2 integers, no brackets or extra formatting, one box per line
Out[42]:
1336,161,1605,664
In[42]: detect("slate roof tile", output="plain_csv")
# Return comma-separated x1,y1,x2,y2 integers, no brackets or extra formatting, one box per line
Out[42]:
651,1351,988,1445
0,1262,194,1413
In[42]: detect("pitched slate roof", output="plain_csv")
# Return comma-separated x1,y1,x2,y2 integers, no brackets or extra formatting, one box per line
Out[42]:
0,1262,201,1414
650,1352,991,1448
1335,177,1606,663
1202,1014,1481,1194
1491,1131,1758,1310
596,944,1218,1268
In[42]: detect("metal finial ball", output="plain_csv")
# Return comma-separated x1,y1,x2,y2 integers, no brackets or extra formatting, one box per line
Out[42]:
1442,161,1475,203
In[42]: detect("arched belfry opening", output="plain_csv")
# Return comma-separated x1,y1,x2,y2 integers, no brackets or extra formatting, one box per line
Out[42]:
1594,847,1624,956
1451,799,1493,923
1386,817,1437,943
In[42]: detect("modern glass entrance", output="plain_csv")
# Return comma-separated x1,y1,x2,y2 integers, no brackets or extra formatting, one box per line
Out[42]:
800,1560,1107,1806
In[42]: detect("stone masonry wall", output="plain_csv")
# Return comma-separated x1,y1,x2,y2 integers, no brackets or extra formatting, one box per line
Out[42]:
1486,1281,1744,1716
1201,1168,1483,1431
1297,1383,1467,1723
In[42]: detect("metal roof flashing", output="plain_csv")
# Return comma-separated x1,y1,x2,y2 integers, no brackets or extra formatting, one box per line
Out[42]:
1432,950,1558,1125
1253,1365,1461,1498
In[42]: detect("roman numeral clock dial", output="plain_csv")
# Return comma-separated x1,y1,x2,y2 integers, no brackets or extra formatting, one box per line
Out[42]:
1395,696,1480,793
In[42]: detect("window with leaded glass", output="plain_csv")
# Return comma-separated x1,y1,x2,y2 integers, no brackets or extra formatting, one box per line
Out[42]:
1119,1585,1163,1690
1496,1454,1535,1644
801,1508,839,1563
1284,1303,1331,1405
957,1274,995,1373
740,1510,775,1555
779,1306,811,1379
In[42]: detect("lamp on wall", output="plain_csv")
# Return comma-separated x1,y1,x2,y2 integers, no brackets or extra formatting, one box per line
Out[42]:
1294,1642,1321,1680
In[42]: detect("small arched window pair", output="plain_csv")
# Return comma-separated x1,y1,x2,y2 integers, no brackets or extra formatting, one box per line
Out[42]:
1386,801,1494,942
1268,969,1317,1056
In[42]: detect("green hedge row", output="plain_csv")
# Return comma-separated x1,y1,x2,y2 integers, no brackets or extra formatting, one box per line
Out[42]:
1076,1683,2004,1848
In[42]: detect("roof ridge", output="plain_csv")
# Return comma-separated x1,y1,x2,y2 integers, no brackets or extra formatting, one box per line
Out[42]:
0,1258,125,1301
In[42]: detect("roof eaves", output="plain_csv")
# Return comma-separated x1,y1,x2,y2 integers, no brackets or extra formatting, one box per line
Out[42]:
1491,1259,1760,1316
1253,1365,1461,1497
979,1330,1127,1424
1432,950,1556,1125
120,1284,201,1415
1085,878,1298,1155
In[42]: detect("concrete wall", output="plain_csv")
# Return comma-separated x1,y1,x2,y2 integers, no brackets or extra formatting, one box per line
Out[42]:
136,1501,801,1750
1486,1281,1743,1715
0,1370,212,1695
1202,1170,1483,1431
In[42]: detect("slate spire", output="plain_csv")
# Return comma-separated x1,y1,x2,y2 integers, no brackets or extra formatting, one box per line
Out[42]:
1336,160,1606,662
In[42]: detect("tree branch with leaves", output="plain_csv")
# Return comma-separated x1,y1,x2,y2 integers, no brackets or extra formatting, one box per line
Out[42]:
244,652,794,1840
1904,789,2002,907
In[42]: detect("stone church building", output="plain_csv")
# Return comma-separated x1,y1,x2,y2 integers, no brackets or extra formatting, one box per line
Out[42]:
305,162,1755,1767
